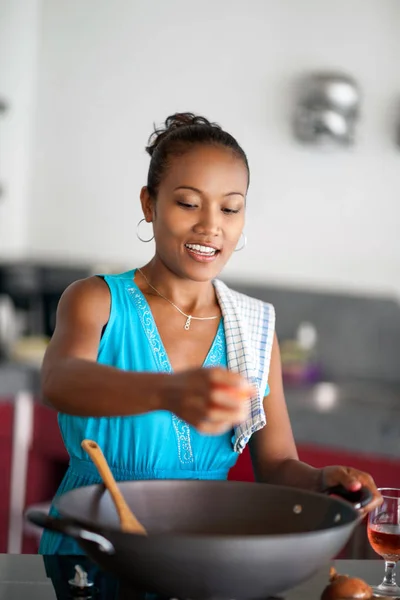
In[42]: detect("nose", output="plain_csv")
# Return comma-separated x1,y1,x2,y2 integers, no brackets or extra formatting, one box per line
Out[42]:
193,205,221,237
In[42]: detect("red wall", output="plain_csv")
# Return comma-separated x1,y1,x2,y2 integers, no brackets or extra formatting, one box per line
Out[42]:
229,444,400,489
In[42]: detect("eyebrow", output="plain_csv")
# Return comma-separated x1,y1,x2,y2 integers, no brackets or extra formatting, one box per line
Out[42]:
173,185,245,198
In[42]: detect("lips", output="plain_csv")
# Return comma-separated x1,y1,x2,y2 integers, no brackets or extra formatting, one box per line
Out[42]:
185,243,218,255
184,243,221,263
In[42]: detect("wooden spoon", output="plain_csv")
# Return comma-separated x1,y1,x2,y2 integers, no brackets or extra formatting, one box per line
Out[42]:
81,439,147,535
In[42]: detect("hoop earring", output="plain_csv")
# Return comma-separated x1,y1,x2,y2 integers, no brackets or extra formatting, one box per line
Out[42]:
234,232,247,252
136,218,154,243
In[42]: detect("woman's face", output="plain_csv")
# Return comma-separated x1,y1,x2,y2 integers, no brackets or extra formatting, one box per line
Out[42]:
141,144,248,282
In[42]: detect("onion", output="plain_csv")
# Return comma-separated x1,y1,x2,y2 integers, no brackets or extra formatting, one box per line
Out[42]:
321,567,373,600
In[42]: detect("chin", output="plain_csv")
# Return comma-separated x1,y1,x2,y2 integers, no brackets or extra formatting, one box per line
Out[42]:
183,261,227,282
160,250,230,282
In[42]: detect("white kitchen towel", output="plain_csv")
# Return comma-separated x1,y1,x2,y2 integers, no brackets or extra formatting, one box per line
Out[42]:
213,279,275,453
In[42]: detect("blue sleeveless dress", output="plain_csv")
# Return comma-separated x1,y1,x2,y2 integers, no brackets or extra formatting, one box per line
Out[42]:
39,269,243,555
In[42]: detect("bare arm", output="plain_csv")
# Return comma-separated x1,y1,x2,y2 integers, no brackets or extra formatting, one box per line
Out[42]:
41,277,168,416
249,333,321,491
249,333,382,514
40,276,253,431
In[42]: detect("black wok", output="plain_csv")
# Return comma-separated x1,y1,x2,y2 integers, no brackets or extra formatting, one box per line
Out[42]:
27,480,370,599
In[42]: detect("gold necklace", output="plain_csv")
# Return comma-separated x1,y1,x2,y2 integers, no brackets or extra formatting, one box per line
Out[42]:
137,268,219,331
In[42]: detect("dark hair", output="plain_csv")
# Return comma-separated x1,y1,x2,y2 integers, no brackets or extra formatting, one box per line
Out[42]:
145,112,249,198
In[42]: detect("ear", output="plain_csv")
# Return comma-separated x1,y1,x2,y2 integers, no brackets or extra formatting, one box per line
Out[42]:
140,186,155,222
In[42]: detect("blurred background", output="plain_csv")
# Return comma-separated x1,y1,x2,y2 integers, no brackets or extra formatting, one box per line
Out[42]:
0,0,399,556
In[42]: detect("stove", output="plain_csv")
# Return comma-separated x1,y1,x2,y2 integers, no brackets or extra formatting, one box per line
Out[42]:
0,556,382,600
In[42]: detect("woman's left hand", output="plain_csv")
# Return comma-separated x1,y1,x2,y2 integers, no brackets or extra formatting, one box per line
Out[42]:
319,465,383,517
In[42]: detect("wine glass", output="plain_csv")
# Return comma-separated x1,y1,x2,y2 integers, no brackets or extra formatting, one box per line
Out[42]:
367,488,400,597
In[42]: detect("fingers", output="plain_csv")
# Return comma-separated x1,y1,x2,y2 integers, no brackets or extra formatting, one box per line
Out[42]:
341,469,382,515
335,467,362,492
356,473,383,518
208,367,256,398
209,388,250,410
182,368,252,433
168,367,255,435
190,393,250,435
322,466,383,516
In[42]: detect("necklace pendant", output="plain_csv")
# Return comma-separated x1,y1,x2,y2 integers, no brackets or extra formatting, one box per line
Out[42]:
184,315,192,331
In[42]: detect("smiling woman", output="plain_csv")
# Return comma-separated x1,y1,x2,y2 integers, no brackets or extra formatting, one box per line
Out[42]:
38,112,381,555
140,114,248,283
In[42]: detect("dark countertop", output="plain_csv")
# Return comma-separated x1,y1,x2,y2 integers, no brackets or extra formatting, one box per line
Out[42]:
0,556,389,600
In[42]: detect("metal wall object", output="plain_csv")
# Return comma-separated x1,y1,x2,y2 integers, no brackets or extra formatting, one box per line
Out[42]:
292,71,361,147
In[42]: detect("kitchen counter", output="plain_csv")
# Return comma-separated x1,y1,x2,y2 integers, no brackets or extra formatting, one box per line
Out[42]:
0,555,389,600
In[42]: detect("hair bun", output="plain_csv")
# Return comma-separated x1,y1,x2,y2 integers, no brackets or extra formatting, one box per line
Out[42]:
144,112,249,197
145,112,219,156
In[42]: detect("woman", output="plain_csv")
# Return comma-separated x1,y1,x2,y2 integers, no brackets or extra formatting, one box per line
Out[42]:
39,113,381,555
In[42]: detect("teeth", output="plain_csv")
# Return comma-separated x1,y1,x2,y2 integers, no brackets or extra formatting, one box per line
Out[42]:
185,244,216,255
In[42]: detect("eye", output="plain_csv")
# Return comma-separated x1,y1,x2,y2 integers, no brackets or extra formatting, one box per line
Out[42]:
222,208,241,215
177,200,198,209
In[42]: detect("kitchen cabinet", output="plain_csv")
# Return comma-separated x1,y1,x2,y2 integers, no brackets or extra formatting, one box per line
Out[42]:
22,403,69,553
0,403,13,553
0,398,68,554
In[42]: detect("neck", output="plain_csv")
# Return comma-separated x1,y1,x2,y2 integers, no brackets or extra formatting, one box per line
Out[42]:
137,257,219,316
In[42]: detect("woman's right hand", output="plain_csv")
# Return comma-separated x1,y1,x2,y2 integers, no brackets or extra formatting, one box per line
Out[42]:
163,367,255,434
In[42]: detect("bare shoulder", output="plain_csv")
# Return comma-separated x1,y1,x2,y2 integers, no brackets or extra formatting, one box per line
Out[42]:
57,275,111,327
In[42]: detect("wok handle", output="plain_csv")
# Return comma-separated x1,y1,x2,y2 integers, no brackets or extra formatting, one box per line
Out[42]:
25,510,115,555
323,484,373,510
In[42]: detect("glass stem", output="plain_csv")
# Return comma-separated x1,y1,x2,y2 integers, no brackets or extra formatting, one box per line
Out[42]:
383,561,397,587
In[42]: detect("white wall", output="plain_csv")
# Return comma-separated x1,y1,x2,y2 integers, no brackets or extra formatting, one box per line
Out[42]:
0,0,41,257
27,0,400,296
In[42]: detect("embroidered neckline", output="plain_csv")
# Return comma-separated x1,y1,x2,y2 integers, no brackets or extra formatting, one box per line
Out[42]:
128,270,224,372
127,271,225,466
